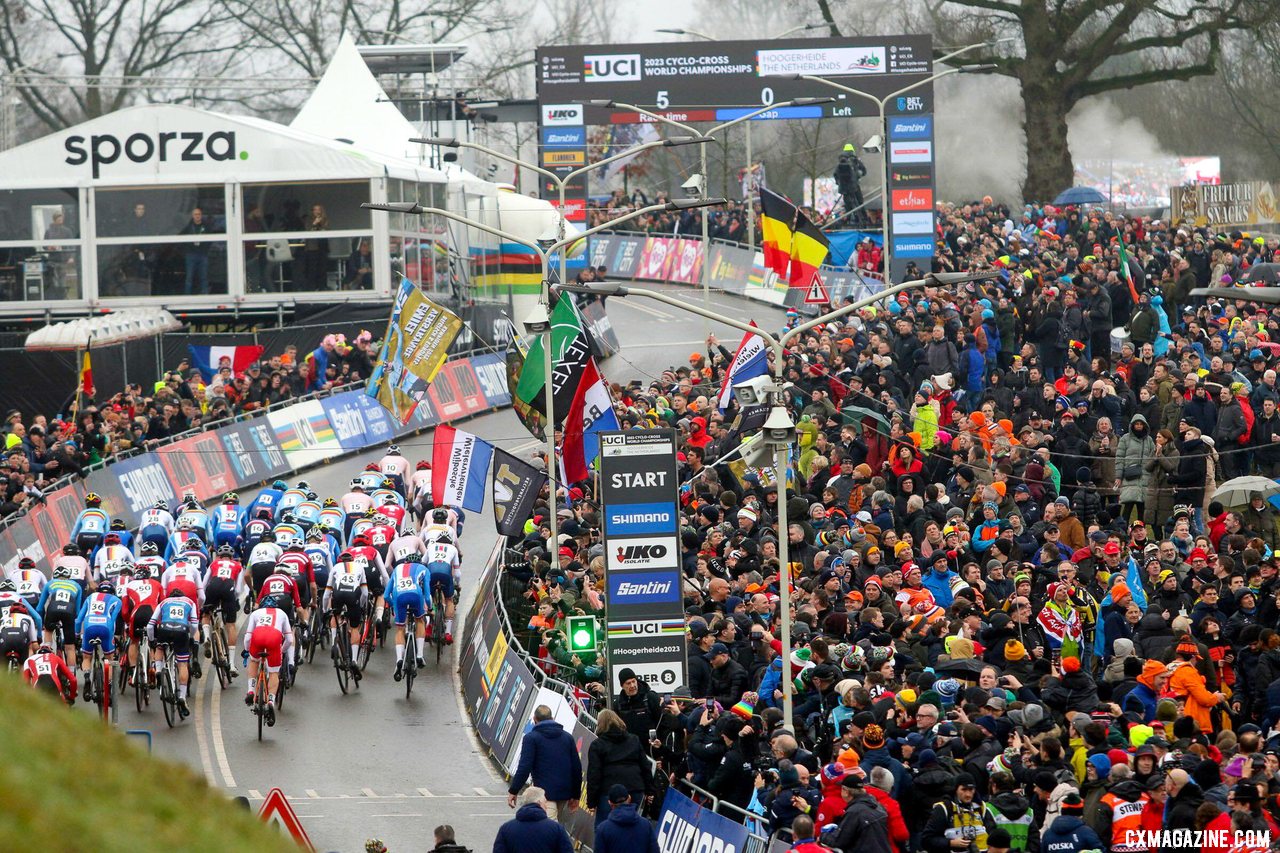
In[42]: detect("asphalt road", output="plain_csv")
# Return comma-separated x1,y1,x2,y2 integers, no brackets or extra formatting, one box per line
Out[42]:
102,284,787,852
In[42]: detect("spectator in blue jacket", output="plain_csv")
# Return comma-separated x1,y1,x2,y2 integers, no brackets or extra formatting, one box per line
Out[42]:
593,786,658,853
507,705,583,824
493,787,572,853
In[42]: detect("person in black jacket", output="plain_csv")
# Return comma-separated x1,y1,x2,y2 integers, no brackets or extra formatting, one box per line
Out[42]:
1167,429,1209,522
687,622,714,699
707,642,749,709
585,710,652,827
613,668,663,748
707,714,758,809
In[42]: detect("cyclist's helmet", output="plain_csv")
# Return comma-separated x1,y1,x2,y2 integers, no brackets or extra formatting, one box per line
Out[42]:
0,579,15,593
272,479,287,491
260,594,288,610
17,557,34,569
305,491,318,501
102,533,121,548
284,542,304,552
261,531,276,543
110,519,127,531
349,478,364,489
63,543,80,557
183,539,203,551
352,533,370,547
338,552,353,562
223,492,239,504
52,566,72,579
323,497,338,508
415,460,430,471
379,494,398,506
275,562,297,577
296,480,311,491
168,588,186,599
36,643,52,655
281,512,297,524
386,444,401,456
96,580,114,595
154,499,169,511
380,478,396,491
216,544,235,557
431,508,449,525
134,566,151,580
372,513,389,526
306,527,323,541
256,507,273,520
84,493,102,508
140,542,159,556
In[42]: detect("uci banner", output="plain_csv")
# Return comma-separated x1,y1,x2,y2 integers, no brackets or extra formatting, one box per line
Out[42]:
367,277,463,424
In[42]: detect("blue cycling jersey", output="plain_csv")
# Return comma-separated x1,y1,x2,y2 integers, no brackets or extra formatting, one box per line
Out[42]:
76,592,123,633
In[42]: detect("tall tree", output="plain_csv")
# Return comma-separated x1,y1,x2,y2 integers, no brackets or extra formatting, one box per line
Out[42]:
813,0,1276,201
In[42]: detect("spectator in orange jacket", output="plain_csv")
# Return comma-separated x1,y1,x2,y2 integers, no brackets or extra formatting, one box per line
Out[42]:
1167,636,1229,734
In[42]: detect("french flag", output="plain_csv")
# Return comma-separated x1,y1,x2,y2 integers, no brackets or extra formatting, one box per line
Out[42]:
716,323,769,411
431,424,494,512
188,344,265,382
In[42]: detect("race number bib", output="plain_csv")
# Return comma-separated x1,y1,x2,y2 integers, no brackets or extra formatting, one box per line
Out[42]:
336,573,359,591
260,611,275,627
267,580,286,595
396,574,416,592
89,600,106,616
55,589,71,603
371,532,387,545
166,604,186,620
216,564,234,580
35,659,52,676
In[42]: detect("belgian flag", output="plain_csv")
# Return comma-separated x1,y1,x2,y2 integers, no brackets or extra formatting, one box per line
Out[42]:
759,188,796,277
788,207,830,290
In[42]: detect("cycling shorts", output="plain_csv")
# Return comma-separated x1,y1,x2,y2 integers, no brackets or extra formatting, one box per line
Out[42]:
75,532,103,554
213,530,241,551
33,674,65,700
43,603,76,644
249,562,276,595
248,625,285,671
80,621,116,655
0,628,30,663
154,625,192,661
427,564,455,599
296,579,313,609
364,568,385,598
392,589,426,625
330,590,364,629
129,606,153,641
203,579,239,624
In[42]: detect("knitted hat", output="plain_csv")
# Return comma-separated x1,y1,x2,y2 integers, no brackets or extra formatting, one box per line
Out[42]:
1129,724,1155,747
1033,771,1059,793
863,723,886,750
1107,748,1130,768
1004,639,1027,662
1156,698,1179,722
1087,754,1112,779
729,700,754,720
1061,656,1081,674
934,678,961,703
1061,793,1085,815
1175,637,1200,658
837,747,860,770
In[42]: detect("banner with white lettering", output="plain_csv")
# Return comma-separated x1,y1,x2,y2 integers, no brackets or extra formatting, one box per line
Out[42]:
599,429,686,693
656,788,751,853
491,449,547,537
431,424,494,512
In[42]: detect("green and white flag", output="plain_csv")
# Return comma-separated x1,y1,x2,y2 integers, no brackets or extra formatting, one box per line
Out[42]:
514,296,592,421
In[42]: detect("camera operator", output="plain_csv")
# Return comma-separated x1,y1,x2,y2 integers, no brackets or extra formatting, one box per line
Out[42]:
921,773,987,853
760,758,821,834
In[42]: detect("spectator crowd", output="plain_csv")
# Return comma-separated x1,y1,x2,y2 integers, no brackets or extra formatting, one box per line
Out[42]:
500,198,1280,853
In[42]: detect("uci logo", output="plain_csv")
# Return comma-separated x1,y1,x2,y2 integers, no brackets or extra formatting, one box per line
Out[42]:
583,54,641,82
64,130,241,178
602,434,626,446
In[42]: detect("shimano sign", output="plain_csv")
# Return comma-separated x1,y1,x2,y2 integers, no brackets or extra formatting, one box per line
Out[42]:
64,130,240,178
605,502,677,535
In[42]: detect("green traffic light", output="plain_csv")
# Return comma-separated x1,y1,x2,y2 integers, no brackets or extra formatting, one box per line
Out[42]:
572,629,591,647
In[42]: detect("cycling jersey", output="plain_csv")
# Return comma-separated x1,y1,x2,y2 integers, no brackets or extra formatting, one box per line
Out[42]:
356,471,384,492
0,592,40,631
272,522,304,549
364,523,397,555
37,579,82,635
302,545,333,591
138,507,176,546
369,489,403,509
378,503,407,530
148,595,198,659
317,508,346,538
170,549,210,580
93,544,136,586
387,535,423,566
205,557,247,623
385,562,429,624
424,541,461,599
276,552,315,607
175,508,212,541
246,487,282,522
276,489,308,520
421,523,458,547
8,569,45,605
340,492,373,517
23,651,76,699
256,572,302,613
325,559,368,628
0,608,38,664
379,454,409,482
409,471,432,506
242,607,294,670
52,555,91,590
76,591,123,654
71,508,111,541
133,555,167,577
346,545,387,595
293,501,322,530
122,577,163,639
164,530,207,563
212,504,245,548
349,518,375,542
161,564,205,610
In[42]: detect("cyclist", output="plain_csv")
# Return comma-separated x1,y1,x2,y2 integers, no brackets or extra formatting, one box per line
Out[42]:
375,494,407,532
170,537,211,582
294,493,323,532
369,481,403,515
247,479,287,523
324,552,367,683
9,556,46,610
341,479,374,536
388,524,423,567
75,579,122,701
0,578,41,630
134,541,167,579
53,543,91,592
277,544,315,638
174,493,212,544
247,530,283,598
378,444,409,497
212,492,246,553
164,523,208,563
276,481,311,520
205,544,247,677
242,596,295,722
317,500,347,544
23,642,76,704
37,568,82,664
148,588,199,717
303,528,335,599
421,508,461,557
92,532,136,588
137,499,175,551
356,463,385,492
70,493,111,556
256,563,302,623
107,519,134,553
122,566,163,684
242,507,275,556
409,460,433,523
385,556,429,681
272,512,305,549
347,533,388,626
365,512,397,560
423,535,461,645
161,550,205,613
0,599,39,666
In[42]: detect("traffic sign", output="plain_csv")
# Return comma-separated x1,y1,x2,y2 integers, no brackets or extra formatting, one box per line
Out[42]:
804,273,831,305
258,788,315,851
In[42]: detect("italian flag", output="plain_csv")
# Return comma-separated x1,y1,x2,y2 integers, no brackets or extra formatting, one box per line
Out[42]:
1116,237,1139,305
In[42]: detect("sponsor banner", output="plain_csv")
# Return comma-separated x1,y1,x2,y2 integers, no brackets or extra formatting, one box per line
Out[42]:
267,399,341,469
491,449,547,537
542,103,584,126
368,277,463,425
1171,180,1280,228
321,390,396,451
636,236,676,281
658,789,752,853
156,432,236,502
542,149,585,167
889,140,933,163
607,535,679,571
582,53,642,82
891,188,933,211
893,235,936,259
666,238,703,284
219,420,290,483
112,452,178,517
890,164,932,187
609,659,684,693
756,45,886,77
888,114,933,139
608,570,681,605
28,482,87,564
606,618,686,639
459,594,539,773
427,358,490,423
470,352,512,408
891,211,934,234
589,233,644,279
605,502,677,536
540,126,586,148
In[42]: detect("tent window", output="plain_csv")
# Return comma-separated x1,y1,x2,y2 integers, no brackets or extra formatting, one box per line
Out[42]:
0,188,79,243
97,242,228,298
241,181,371,232
0,245,81,301
96,186,226,237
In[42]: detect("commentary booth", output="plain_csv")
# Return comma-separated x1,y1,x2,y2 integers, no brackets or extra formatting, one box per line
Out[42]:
0,103,454,317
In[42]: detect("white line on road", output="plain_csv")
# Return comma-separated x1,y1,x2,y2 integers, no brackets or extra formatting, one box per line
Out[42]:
473,787,490,796
371,814,422,818
248,789,262,799
306,790,320,799
210,675,235,787
362,788,378,798
192,674,217,786
622,301,673,320
417,788,433,797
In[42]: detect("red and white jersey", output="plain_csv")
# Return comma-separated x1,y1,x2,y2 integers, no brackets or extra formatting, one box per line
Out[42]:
8,569,45,602
364,523,397,555
241,607,295,662
256,572,302,609
340,492,373,517
23,652,75,693
53,555,90,585
423,541,461,574
277,551,315,588
207,557,247,596
93,544,136,584
378,502,407,531
123,577,163,617
379,454,409,480
346,544,387,586
134,556,167,578
161,563,204,608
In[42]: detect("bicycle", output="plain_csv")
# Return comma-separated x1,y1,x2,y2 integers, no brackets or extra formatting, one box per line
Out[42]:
155,642,181,728
130,632,151,713
331,610,355,695
402,609,418,701
306,604,326,664
204,607,233,690
252,650,273,740
356,598,378,672
86,637,116,724
429,585,446,665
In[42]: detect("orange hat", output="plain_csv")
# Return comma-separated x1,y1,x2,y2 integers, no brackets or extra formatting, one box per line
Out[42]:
690,352,704,364
907,432,922,448
992,482,1007,498
998,418,1014,434
845,589,865,605
970,412,987,428
1111,579,1132,603
837,747,860,770
1138,659,1166,689
1062,656,1081,673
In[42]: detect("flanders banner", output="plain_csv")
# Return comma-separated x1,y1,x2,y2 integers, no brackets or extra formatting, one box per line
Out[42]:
367,277,463,424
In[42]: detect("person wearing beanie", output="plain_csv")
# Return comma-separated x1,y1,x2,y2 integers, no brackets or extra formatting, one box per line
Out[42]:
1102,637,1138,684
860,723,909,798
1122,659,1169,723
1040,792,1102,853
982,770,1038,853
1166,635,1227,734
921,771,986,853
824,769,892,853
1041,655,1099,717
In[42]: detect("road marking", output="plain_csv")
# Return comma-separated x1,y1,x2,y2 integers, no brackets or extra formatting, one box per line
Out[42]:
371,814,422,818
507,439,540,455
473,787,490,796
248,789,262,799
191,674,217,786
362,787,377,798
210,675,235,787
306,790,320,799
623,300,673,320
417,788,433,797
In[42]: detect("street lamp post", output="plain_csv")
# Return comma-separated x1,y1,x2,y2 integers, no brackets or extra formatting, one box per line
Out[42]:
584,98,833,332
411,135,712,290
361,198,724,556
560,269,999,727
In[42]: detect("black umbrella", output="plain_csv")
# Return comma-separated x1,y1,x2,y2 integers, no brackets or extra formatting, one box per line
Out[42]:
933,657,988,679
1241,263,1280,285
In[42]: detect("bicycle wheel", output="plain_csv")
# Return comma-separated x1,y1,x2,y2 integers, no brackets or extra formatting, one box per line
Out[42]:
92,654,106,721
333,620,350,695
357,611,375,672
161,668,177,729
276,663,288,711
212,625,230,690
105,662,116,724
433,593,445,665
134,660,147,713
404,619,416,701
